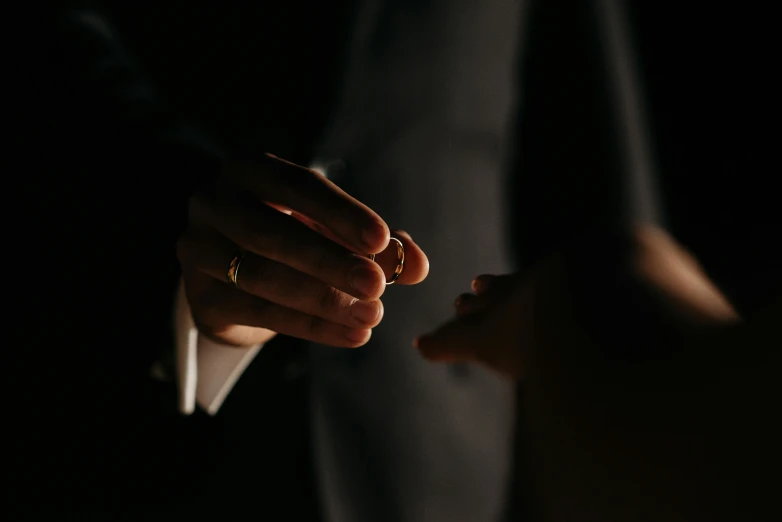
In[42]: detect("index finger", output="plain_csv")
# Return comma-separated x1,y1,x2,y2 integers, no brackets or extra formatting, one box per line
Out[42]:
227,154,390,255
283,215,429,286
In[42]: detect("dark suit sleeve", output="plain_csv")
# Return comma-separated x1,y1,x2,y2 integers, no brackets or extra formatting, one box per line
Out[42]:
47,8,223,192
32,7,223,388
13,8,225,511
40,7,224,370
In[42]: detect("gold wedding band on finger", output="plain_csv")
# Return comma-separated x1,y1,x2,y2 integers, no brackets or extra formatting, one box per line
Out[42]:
227,250,246,288
368,237,405,285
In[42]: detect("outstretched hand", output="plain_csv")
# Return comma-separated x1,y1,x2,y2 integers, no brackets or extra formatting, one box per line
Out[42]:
415,226,740,380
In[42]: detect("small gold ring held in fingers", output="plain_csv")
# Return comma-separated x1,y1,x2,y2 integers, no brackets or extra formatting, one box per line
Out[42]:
367,237,405,285
227,250,246,288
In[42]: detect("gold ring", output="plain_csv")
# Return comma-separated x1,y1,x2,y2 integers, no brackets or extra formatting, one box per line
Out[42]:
368,237,405,285
227,250,246,288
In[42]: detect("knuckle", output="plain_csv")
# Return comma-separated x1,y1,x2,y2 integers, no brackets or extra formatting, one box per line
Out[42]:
315,285,343,313
290,168,339,215
245,215,284,257
272,163,315,199
291,165,321,189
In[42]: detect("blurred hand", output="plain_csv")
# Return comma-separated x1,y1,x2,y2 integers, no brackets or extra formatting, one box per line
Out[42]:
415,226,739,379
177,153,429,348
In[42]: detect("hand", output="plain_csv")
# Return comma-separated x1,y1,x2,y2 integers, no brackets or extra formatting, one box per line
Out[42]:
415,226,739,379
416,226,747,521
415,272,529,378
177,153,429,348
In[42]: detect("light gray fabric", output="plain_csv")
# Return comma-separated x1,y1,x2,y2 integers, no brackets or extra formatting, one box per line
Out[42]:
309,1,523,520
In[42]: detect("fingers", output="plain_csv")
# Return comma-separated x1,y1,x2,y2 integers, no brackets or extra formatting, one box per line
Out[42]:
454,274,511,316
417,272,521,370
454,293,482,317
178,226,384,329
471,274,513,294
181,153,434,349
189,193,387,300
279,220,429,287
371,229,429,285
226,154,390,255
416,299,525,378
414,312,486,363
186,275,373,348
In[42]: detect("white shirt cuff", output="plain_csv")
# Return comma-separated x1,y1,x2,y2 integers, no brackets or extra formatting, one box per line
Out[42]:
174,280,264,416
173,163,326,415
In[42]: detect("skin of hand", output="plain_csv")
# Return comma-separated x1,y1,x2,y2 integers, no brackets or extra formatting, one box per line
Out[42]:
415,225,781,521
177,153,429,348
415,225,741,377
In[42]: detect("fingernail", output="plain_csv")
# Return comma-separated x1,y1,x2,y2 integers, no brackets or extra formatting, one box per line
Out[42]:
350,300,380,325
349,266,381,297
471,279,480,292
362,221,388,250
345,328,371,343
